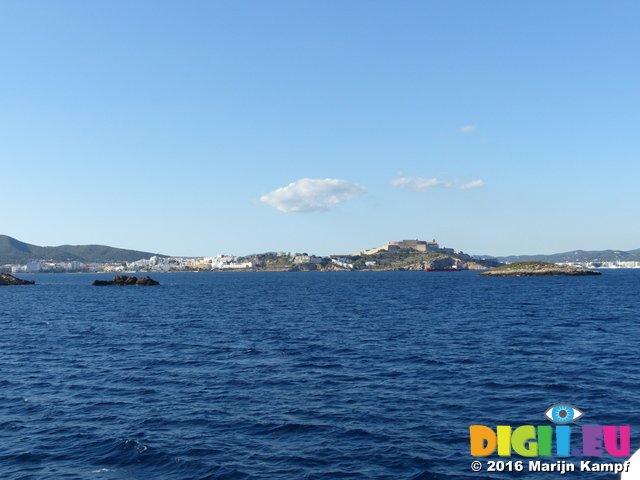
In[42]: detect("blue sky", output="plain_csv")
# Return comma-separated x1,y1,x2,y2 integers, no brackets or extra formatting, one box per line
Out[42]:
1,1,639,257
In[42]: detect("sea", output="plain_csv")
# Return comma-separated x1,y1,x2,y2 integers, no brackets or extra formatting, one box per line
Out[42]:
1,270,639,479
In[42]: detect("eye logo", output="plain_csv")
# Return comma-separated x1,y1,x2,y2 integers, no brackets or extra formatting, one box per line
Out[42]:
544,404,584,424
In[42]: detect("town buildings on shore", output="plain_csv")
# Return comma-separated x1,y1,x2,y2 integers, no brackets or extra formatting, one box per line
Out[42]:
1,239,469,273
3,238,639,273
559,261,640,269
2,252,314,273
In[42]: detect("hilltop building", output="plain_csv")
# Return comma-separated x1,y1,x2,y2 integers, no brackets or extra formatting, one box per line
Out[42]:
388,239,441,251
293,255,323,264
356,239,444,256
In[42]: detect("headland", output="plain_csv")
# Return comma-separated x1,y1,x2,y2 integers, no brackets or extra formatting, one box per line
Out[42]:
479,261,602,277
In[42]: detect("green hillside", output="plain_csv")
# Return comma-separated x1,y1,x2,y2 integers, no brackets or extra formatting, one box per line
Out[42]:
0,235,165,264
341,248,492,270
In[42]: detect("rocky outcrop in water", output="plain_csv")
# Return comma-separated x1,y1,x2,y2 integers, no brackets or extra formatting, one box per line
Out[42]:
401,257,486,271
92,275,160,286
479,261,601,277
0,273,35,285
409,257,455,271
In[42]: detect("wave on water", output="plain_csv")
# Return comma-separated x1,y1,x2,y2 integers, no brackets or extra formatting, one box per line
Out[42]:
1,271,638,479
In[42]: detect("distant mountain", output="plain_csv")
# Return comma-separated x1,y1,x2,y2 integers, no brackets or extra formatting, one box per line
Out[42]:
0,235,165,264
497,249,640,264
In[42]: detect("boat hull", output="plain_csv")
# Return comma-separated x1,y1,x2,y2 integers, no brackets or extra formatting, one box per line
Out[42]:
424,268,463,272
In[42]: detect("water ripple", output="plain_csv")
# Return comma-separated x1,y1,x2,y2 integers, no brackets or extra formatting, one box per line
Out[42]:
1,271,638,479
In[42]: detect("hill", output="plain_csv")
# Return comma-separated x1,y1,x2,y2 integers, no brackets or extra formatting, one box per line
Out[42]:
497,249,640,264
342,248,493,270
0,235,165,264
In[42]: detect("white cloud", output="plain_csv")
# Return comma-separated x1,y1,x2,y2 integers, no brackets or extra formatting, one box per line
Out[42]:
390,177,453,191
459,125,477,134
459,180,485,190
260,178,367,213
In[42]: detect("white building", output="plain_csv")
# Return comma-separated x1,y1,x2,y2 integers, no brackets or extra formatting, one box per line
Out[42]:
221,262,254,269
293,255,323,264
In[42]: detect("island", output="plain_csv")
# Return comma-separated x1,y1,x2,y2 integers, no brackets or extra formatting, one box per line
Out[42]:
0,273,35,285
478,261,601,277
92,275,160,286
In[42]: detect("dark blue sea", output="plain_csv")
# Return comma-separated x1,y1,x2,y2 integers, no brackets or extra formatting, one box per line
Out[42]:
1,270,639,479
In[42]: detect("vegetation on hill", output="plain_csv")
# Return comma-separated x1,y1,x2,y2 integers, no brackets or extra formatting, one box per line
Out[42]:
343,249,492,271
244,253,297,271
238,253,333,271
479,261,601,276
345,249,450,270
228,250,488,272
0,235,166,264
487,261,554,271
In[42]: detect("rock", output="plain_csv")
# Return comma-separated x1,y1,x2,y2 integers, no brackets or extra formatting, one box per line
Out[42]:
0,273,35,285
92,275,160,286
403,256,467,271
427,257,459,270
115,275,138,285
479,261,601,277
463,261,490,270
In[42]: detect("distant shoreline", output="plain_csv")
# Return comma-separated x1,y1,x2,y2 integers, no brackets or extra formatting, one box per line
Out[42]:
12,268,629,276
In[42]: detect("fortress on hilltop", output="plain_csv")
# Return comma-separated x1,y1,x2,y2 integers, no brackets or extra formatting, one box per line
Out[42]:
356,239,455,256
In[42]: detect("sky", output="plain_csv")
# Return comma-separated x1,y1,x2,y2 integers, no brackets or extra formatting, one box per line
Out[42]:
1,1,639,257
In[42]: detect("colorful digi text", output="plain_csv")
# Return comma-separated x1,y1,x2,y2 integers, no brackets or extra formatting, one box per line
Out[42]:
468,404,633,474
